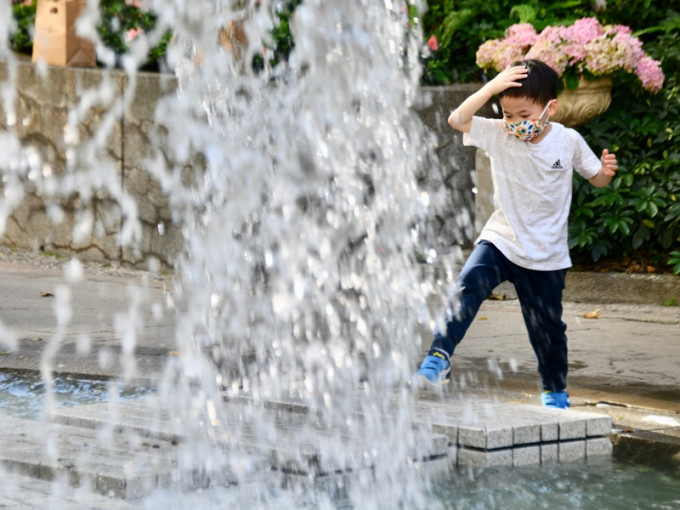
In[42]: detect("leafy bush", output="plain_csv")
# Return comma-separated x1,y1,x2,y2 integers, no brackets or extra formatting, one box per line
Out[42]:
571,17,680,273
9,0,301,72
417,0,598,85
252,0,302,73
8,0,170,70
96,0,171,71
417,0,678,86
9,0,35,54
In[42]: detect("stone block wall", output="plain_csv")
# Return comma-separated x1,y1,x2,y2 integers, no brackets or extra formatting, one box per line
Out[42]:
0,57,492,269
414,86,497,252
0,57,183,268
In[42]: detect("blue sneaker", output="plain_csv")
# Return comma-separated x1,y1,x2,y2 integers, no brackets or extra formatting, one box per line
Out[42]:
541,390,570,409
414,351,451,387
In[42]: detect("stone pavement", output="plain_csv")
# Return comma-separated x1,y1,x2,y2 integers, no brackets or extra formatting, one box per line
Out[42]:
0,258,677,506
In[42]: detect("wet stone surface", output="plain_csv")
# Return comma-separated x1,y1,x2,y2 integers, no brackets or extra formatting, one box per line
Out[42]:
0,392,613,502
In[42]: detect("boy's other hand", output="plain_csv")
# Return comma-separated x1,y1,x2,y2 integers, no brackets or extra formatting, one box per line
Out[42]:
485,65,529,95
600,148,618,176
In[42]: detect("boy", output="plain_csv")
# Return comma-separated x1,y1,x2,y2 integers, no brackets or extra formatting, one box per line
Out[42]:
415,59,618,408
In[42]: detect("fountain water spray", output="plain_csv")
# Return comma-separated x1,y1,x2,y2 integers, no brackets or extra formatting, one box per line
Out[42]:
1,0,455,507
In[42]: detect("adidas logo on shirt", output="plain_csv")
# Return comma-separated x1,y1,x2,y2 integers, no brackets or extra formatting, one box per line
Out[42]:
551,159,563,169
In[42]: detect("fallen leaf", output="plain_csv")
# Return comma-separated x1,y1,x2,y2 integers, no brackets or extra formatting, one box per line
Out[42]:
479,316,488,321
583,308,601,319
170,350,180,356
40,291,54,297
488,293,505,301
0,351,11,356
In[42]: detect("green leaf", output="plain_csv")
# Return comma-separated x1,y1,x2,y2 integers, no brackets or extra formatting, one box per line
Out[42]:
565,72,580,91
648,201,659,217
510,4,537,23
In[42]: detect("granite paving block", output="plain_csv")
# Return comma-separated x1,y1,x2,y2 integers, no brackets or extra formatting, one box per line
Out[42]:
559,440,586,462
586,416,612,437
0,498,31,508
458,447,513,468
558,418,587,440
541,422,559,442
0,453,46,480
513,445,540,466
586,437,613,458
458,424,513,450
0,471,141,509
448,445,458,467
408,431,449,461
431,423,458,445
540,443,559,463
513,423,540,445
429,434,450,458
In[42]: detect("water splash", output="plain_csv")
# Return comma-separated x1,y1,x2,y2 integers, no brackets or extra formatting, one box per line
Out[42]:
1,1,454,507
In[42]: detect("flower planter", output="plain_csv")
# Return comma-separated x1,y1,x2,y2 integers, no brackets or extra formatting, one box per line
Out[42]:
552,77,613,127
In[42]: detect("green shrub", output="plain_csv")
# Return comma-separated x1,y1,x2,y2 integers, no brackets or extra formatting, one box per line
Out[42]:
417,0,678,85
417,0,597,85
96,0,171,71
8,0,170,70
571,18,680,273
9,0,35,54
9,0,302,72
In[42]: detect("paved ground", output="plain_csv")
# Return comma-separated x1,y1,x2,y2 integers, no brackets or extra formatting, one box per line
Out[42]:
0,256,677,506
0,257,678,419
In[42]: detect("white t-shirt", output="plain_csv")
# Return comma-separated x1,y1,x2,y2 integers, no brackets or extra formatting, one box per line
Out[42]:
465,116,601,270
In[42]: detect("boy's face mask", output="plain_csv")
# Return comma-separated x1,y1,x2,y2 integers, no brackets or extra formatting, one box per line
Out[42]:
504,101,552,142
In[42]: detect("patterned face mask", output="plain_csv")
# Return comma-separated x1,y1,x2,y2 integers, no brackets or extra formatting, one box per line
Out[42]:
504,102,552,141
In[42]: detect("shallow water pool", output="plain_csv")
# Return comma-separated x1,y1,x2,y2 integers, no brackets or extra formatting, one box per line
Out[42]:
0,370,152,420
426,458,680,510
1,370,677,509
139,457,680,509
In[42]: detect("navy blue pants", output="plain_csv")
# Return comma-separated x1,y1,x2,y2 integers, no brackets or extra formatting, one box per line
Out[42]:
429,241,568,392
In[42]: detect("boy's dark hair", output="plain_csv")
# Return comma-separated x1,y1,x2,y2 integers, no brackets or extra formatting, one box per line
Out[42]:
498,59,558,104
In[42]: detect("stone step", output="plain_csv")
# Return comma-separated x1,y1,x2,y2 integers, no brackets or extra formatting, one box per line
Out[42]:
2,391,614,500
0,414,179,500
223,390,613,466
52,395,449,476
0,470,141,509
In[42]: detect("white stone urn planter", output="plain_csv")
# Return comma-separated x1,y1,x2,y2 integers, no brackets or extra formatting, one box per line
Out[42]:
552,76,613,127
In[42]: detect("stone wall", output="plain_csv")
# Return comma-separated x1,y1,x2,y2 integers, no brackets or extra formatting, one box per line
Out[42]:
414,86,496,252
0,57,492,269
0,57,183,268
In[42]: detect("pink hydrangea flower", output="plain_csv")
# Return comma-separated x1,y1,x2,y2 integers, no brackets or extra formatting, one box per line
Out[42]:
427,35,438,51
505,23,539,48
125,28,142,42
566,17,603,45
636,56,665,93
476,24,537,71
475,17,665,94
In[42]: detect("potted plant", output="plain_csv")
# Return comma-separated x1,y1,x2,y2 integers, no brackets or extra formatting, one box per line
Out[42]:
475,17,665,125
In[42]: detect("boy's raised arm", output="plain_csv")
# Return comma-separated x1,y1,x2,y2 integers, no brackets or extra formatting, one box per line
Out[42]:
448,65,528,133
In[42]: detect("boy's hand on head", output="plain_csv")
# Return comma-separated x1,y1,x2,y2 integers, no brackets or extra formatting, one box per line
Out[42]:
600,149,618,177
485,65,528,96
448,63,527,133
